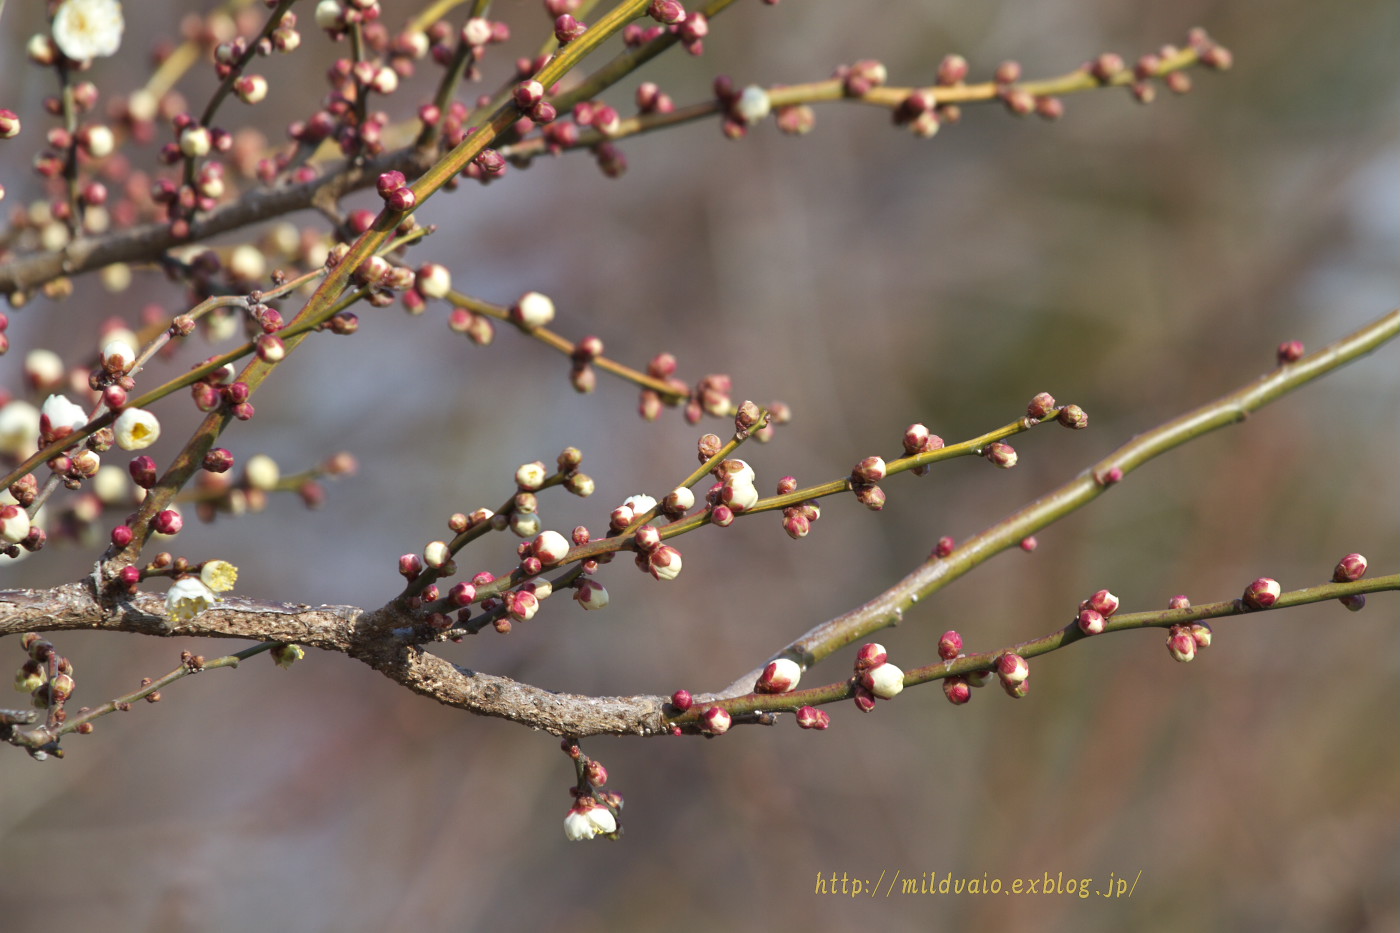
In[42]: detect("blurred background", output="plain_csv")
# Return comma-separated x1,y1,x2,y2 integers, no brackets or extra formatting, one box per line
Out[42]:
0,0,1396,930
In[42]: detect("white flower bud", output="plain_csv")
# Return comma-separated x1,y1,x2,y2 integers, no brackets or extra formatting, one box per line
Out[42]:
423,541,452,568
862,662,905,699
515,461,547,490
533,529,570,564
512,291,555,328
0,504,31,544
0,402,40,455
41,394,88,434
735,85,772,124
245,454,280,490
100,339,136,374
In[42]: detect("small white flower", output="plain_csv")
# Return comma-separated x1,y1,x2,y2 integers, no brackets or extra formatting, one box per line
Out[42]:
563,801,616,841
166,577,217,622
515,461,547,490
51,0,125,61
200,560,239,593
245,454,280,490
622,494,656,515
113,407,160,450
735,85,772,124
0,401,41,455
41,394,88,435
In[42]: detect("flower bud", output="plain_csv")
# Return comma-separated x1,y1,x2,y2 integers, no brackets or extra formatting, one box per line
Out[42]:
852,685,877,713
984,441,1017,468
795,705,831,730
423,540,451,569
1084,588,1120,617
1276,340,1305,364
995,653,1029,686
943,677,972,705
1026,392,1057,420
573,578,608,610
1332,553,1367,582
700,706,731,735
1166,625,1197,662
512,291,555,328
854,643,887,673
1077,609,1105,635
533,529,570,564
670,689,693,712
862,662,905,699
1189,622,1212,648
938,630,962,660
647,545,682,581
633,524,661,553
1167,594,1191,610
0,505,31,544
1242,577,1281,609
755,658,801,694
852,456,886,483
1057,404,1089,429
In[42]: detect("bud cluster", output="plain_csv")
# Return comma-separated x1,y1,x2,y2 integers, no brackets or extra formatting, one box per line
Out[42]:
852,643,904,712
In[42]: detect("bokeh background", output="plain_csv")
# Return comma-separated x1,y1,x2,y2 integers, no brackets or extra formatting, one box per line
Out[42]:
1,1,1396,931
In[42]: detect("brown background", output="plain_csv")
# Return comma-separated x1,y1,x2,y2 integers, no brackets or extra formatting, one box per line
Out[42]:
0,1,1396,931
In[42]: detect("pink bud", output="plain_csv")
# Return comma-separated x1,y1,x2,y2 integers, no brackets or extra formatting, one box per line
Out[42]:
854,643,888,673
1166,626,1197,662
633,524,661,552
937,630,962,660
1332,553,1367,583
1085,588,1120,617
1276,341,1305,364
795,705,831,730
1167,594,1191,610
984,441,1017,468
153,509,183,535
852,456,886,483
398,554,423,579
1057,404,1089,429
852,685,877,713
1026,392,1057,420
934,536,955,558
1242,577,1281,609
1077,609,1106,635
670,689,693,712
943,677,972,705
1189,622,1212,648
995,653,1029,686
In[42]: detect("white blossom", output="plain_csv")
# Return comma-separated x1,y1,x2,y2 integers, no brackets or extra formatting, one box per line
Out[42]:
113,407,160,450
166,577,217,622
52,0,125,61
563,801,616,841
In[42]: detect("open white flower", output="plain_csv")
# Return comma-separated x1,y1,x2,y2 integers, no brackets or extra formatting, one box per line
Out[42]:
200,560,239,593
52,0,125,61
166,577,217,622
563,800,616,841
113,407,160,450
